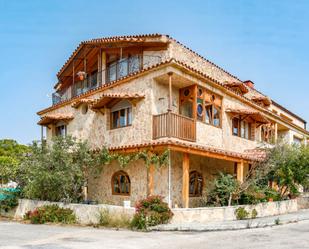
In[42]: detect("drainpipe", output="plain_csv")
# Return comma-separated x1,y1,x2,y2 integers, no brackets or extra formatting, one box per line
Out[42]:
168,149,172,208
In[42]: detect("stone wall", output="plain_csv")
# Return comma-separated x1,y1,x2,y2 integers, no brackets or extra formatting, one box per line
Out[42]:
14,198,300,225
14,199,135,225
88,159,148,206
171,199,298,224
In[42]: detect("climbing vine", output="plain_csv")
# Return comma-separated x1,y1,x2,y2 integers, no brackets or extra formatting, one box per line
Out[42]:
95,147,170,169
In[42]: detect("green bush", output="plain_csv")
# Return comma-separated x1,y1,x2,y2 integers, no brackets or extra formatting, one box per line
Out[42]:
24,204,76,224
206,173,239,206
130,195,173,230
235,207,249,220
0,188,19,213
251,209,258,219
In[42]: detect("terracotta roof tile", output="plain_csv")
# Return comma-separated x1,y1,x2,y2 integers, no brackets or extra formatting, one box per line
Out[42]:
244,149,267,161
57,33,164,77
108,138,266,162
38,113,74,126
90,93,145,109
224,81,249,94
71,98,94,108
226,108,270,124
251,96,272,106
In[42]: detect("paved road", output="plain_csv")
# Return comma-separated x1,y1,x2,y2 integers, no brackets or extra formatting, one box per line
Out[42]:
0,220,309,249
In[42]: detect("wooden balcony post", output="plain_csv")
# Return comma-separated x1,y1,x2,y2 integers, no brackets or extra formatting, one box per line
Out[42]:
182,152,190,208
237,160,244,183
274,123,278,143
147,164,155,196
168,72,173,111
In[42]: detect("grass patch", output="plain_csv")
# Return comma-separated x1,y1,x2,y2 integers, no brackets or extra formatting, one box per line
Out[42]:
99,208,131,229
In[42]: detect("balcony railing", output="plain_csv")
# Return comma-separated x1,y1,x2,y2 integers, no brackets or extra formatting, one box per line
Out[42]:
153,112,196,142
52,55,162,105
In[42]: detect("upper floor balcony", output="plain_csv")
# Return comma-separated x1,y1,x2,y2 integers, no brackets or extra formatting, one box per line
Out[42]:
52,54,162,105
153,111,197,142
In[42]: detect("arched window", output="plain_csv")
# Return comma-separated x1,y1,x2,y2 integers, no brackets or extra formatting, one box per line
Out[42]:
111,171,131,196
189,171,203,197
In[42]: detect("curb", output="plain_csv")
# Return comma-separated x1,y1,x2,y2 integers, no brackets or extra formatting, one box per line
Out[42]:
149,209,309,232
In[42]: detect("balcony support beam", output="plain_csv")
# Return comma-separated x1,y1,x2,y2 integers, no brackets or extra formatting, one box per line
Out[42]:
168,72,173,111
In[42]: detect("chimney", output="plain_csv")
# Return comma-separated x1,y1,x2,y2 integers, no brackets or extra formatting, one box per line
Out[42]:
244,80,255,89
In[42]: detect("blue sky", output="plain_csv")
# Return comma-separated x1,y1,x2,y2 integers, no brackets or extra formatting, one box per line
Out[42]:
0,0,308,144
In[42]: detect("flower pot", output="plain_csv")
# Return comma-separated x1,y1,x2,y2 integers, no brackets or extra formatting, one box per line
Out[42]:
76,71,86,81
268,198,273,202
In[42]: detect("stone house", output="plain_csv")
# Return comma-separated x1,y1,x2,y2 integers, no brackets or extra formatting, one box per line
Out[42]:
37,34,308,208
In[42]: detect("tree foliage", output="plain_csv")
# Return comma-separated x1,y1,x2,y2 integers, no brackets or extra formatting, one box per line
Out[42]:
16,136,169,203
0,139,29,184
20,136,100,202
262,143,309,197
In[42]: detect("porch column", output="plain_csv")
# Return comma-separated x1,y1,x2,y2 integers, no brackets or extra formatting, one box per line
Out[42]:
236,160,244,183
168,72,173,111
147,164,155,196
182,152,190,208
274,123,278,143
101,51,106,85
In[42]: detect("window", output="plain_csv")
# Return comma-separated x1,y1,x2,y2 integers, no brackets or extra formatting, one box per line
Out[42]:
55,124,67,137
189,171,203,197
112,171,130,195
110,100,133,129
108,61,117,82
81,104,88,115
205,104,221,127
293,136,302,145
180,100,193,118
232,118,252,140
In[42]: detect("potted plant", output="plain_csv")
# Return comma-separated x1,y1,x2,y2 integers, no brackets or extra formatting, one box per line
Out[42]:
76,71,87,81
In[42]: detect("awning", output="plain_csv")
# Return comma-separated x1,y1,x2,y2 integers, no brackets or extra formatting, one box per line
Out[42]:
251,96,272,106
38,114,74,126
90,93,145,110
71,98,94,108
224,81,249,94
225,108,269,124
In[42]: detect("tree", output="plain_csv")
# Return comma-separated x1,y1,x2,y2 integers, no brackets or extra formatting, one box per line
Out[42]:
262,143,309,197
0,139,29,185
20,136,101,202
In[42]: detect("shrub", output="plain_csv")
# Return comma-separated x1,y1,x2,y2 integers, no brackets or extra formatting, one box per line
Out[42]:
235,207,249,220
251,209,258,219
99,208,131,228
0,188,19,213
206,173,239,206
130,195,173,230
24,204,76,224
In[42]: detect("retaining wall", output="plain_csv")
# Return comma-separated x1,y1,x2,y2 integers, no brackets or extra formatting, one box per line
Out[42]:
14,199,135,225
14,198,305,225
170,199,298,224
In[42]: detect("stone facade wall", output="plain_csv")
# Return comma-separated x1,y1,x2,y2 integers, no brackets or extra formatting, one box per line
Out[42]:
168,40,238,84
45,73,158,149
88,159,148,206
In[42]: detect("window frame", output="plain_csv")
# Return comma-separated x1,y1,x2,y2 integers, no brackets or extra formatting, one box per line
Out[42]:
204,103,222,128
111,170,131,196
232,117,252,140
189,171,203,197
55,123,67,137
110,107,132,129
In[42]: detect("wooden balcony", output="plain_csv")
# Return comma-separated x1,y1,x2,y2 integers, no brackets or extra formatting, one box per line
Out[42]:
153,112,196,142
